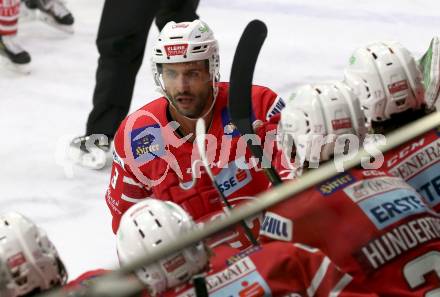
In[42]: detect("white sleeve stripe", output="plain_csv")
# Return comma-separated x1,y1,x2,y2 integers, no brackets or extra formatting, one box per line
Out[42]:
0,23,18,31
293,243,319,253
120,194,150,203
329,274,353,297
0,15,19,22
307,256,331,297
122,176,143,187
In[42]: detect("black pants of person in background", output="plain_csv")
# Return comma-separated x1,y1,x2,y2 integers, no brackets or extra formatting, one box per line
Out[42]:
85,0,199,139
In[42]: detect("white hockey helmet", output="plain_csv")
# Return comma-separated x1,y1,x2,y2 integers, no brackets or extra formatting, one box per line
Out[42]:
0,212,67,297
279,81,367,166
344,41,425,123
152,20,220,97
116,200,208,296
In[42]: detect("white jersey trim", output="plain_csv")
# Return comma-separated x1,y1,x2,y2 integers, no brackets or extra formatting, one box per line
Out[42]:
122,176,144,187
120,194,150,203
0,15,19,22
307,256,331,297
329,274,352,297
0,23,18,31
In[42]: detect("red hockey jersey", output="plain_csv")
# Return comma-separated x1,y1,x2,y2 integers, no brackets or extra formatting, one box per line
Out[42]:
106,82,284,244
66,242,377,297
260,168,440,296
380,127,440,212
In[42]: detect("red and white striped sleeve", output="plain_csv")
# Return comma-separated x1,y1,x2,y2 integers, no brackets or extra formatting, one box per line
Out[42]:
0,0,20,35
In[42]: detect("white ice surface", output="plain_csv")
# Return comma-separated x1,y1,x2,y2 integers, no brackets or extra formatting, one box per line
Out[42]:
0,0,439,280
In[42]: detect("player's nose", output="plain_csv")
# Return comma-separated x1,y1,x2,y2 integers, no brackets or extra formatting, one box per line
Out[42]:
175,74,191,92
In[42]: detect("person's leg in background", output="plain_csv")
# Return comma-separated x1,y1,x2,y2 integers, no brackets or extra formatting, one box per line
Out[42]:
155,0,199,30
23,0,74,32
69,0,161,169
70,0,200,169
85,0,160,141
0,0,31,65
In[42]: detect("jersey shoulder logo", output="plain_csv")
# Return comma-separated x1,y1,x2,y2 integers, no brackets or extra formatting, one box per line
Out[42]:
266,96,286,120
260,212,293,241
317,173,356,196
130,124,165,162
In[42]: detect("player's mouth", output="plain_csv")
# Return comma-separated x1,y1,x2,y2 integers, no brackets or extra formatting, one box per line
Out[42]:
176,96,194,109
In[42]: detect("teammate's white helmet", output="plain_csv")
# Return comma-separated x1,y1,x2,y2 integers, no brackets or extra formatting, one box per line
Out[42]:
0,212,67,297
152,20,220,95
116,200,208,296
344,41,425,123
279,81,367,166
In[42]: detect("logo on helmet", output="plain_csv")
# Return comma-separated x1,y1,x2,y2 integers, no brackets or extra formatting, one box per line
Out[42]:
172,23,190,29
165,44,189,57
163,254,186,273
198,25,209,33
331,118,352,130
349,55,356,65
7,252,26,269
388,80,409,95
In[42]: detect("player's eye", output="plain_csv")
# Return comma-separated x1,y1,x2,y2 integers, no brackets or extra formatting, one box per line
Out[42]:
164,70,177,79
187,71,202,79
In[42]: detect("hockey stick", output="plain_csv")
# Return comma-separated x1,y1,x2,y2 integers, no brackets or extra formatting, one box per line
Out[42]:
195,118,259,246
228,19,283,185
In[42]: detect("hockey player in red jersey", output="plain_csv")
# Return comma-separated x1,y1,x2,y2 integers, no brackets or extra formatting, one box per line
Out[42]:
261,81,440,296
0,0,31,66
344,39,440,213
0,0,74,71
105,20,285,244
0,212,68,297
112,199,378,297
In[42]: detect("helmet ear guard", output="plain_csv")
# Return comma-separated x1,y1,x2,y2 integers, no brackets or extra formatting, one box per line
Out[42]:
116,200,209,296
